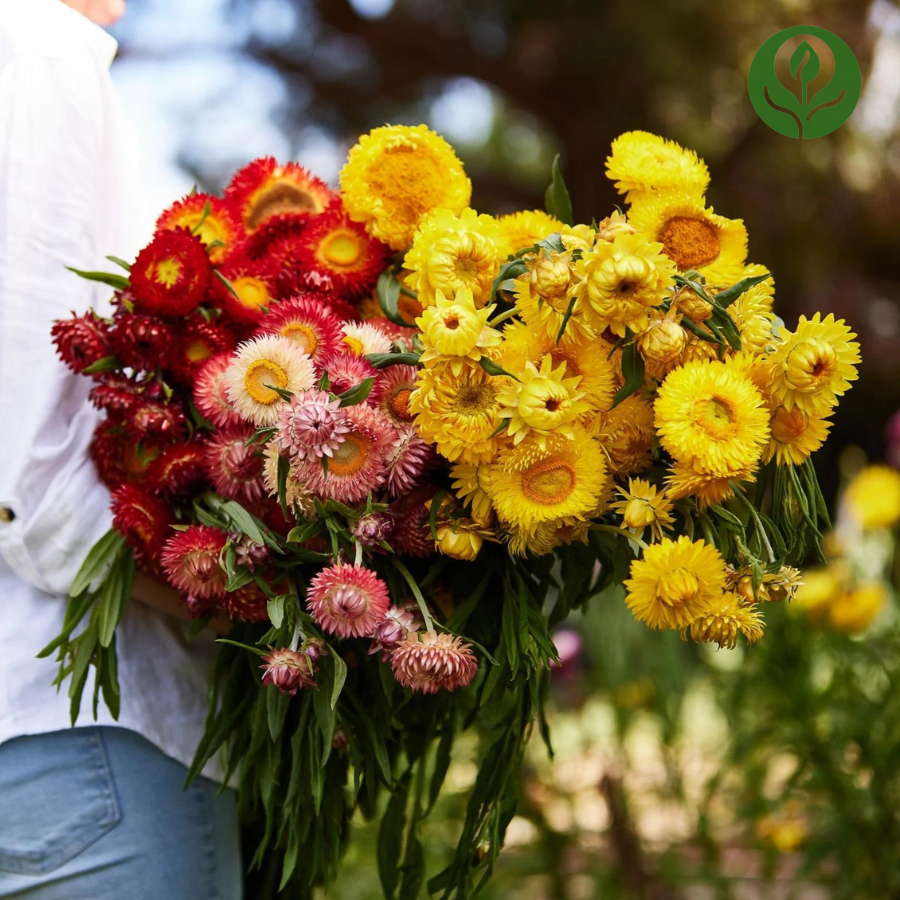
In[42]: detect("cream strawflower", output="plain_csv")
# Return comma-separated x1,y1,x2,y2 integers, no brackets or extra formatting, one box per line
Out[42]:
340,321,393,356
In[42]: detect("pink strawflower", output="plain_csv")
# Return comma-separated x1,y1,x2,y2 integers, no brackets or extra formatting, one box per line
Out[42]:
194,353,244,428
231,532,270,571
204,426,266,503
377,364,418,425
369,605,421,661
321,351,382,403
307,563,391,638
275,389,351,461
255,295,343,366
221,582,271,623
385,424,436,498
260,647,317,695
352,512,390,548
162,525,228,599
293,404,393,505
390,630,479,694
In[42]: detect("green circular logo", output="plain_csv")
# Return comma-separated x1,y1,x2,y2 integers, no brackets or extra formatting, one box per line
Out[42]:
748,26,861,139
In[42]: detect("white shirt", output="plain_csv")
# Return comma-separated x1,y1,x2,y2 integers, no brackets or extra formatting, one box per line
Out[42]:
0,0,219,776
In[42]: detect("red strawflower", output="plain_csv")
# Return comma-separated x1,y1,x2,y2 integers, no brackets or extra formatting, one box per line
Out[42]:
254,295,343,365
221,581,271,623
131,228,212,317
128,399,187,441
388,488,436,558
203,425,265,504
225,157,334,235
291,201,391,302
89,375,143,418
238,214,309,263
161,525,228,599
156,192,242,264
194,353,243,428
109,314,173,372
390,631,478,694
210,254,279,328
259,647,317,695
51,311,112,374
111,484,173,564
90,419,161,488
307,563,391,639
145,441,208,497
169,318,235,382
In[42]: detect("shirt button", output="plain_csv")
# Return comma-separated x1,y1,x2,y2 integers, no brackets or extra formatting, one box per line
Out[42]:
0,507,15,523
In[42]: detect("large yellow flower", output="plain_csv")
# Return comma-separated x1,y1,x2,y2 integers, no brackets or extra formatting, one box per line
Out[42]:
654,358,770,475
340,124,471,250
573,231,675,337
730,264,775,354
764,405,832,466
404,208,502,307
768,313,860,415
628,190,747,286
484,428,610,532
605,131,710,200
624,535,726,630
507,517,591,557
449,462,494,525
497,356,589,446
410,363,510,464
845,465,900,530
685,592,765,649
611,478,675,542
591,395,655,477
417,288,501,374
496,209,564,257
664,461,757,509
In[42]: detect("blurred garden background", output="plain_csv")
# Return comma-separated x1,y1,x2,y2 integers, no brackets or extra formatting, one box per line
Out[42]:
109,0,900,896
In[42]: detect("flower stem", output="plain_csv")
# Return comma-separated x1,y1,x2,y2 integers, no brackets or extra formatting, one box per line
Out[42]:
354,541,363,567
487,306,518,328
590,523,649,552
388,556,435,632
289,621,304,652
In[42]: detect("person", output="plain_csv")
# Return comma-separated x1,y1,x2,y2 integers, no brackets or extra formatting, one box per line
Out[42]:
0,1,243,897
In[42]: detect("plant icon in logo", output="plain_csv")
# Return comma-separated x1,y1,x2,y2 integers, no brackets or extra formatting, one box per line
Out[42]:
748,25,861,139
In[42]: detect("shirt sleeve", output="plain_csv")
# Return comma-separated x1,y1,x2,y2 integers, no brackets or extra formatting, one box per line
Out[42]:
0,52,117,596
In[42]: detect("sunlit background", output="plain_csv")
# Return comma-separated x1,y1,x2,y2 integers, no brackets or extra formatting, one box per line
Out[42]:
108,2,900,896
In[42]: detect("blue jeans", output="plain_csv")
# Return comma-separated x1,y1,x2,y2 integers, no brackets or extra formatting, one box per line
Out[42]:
0,727,242,899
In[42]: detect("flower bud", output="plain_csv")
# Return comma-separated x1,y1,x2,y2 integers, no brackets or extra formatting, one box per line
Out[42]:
782,339,837,393
621,498,657,530
436,524,483,561
529,254,571,302
260,647,317,695
595,210,635,242
302,638,329,663
368,605,421,660
353,513,390,548
637,318,688,365
231,533,270,571
673,285,713,323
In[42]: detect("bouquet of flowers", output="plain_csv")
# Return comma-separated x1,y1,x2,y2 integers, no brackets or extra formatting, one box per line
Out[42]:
44,126,859,897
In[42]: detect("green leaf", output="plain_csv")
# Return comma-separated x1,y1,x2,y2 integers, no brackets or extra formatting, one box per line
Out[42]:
219,500,267,546
377,772,411,899
70,529,123,598
330,652,347,710
286,519,325,544
266,684,291,740
555,294,577,343
365,352,421,369
267,594,286,629
212,268,241,299
65,267,130,291
544,154,574,226
713,272,771,308
377,269,415,327
479,356,519,381
190,199,212,235
610,340,645,409
106,255,132,272
276,452,290,518
98,544,135,648
81,355,121,375
68,619,99,725
338,377,375,407
215,638,268,657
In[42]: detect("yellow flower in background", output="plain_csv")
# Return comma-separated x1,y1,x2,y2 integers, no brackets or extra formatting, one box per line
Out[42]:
685,591,765,649
624,535,727,630
410,363,509,464
449,462,494,525
793,567,843,623
497,355,589,447
605,131,710,200
730,264,775,354
829,583,887,633
769,313,860,415
340,124,471,250
757,805,809,853
664,461,757,508
611,478,675,542
764,405,832,466
654,358,770,475
845,465,900,530
574,231,675,336
496,209,564,257
627,190,748,287
417,288,500,374
484,428,610,533
404,207,502,307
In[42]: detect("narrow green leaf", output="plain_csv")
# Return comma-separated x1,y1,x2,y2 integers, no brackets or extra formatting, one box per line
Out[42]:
365,352,422,369
106,255,132,272
330,652,347,710
338,376,375,407
70,529,123,598
377,269,415,326
713,272,771,308
610,340,645,409
555,294,577,343
65,267,130,290
81,355,121,375
98,545,135,647
544,154,574,226
266,684,291,740
479,356,519,381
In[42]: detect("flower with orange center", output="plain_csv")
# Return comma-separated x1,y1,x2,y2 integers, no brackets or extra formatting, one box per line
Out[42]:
685,591,765,649
223,335,316,427
307,563,391,638
484,428,610,535
170,319,235,383
624,535,726,630
340,124,472,250
417,288,501,374
573,231,675,337
292,404,393,504
769,313,860,415
224,157,334,233
764,405,832,466
155,193,241,263
654,358,770,475
627,190,748,286
255,295,343,366
212,257,279,327
131,229,212,317
377,364,418,426
292,202,391,301
390,630,478,694
404,207,502,308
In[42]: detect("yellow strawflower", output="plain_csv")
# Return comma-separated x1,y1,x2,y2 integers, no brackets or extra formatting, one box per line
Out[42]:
573,231,675,337
559,223,597,253
654,358,770,475
730,264,775,354
417,288,501,374
611,478,675,542
595,210,636,242
768,313,860,415
435,521,484,561
793,567,842,623
513,250,589,344
496,209,564,257
829,583,887,633
845,465,900,530
664,461,757,509
624,535,727,630
507,517,592,556
628,190,748,287
449,462,494,526
605,131,710,200
637,308,689,373
764,405,832,466
404,207,502,308
497,355,590,448
685,591,765,649
591,395,655,477
340,124,471,250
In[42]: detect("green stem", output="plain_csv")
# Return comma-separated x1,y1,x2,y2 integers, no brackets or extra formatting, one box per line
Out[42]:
388,556,435,632
731,483,776,563
487,306,518,328
590,523,649,552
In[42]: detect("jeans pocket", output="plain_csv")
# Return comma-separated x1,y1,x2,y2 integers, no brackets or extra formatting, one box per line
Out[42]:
0,728,122,875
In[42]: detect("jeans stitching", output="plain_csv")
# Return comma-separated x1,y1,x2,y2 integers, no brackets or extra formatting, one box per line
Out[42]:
195,780,220,900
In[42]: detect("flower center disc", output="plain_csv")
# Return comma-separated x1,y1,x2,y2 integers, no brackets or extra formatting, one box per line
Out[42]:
152,257,184,288
369,148,444,219
699,396,736,438
390,388,413,421
244,359,288,404
656,568,700,606
330,434,369,477
247,182,319,231
321,231,363,268
452,383,496,417
234,276,270,311
522,458,577,506
185,339,213,363
343,335,365,356
658,216,720,270
280,322,318,356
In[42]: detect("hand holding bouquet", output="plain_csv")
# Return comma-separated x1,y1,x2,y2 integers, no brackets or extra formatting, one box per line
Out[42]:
45,126,859,897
